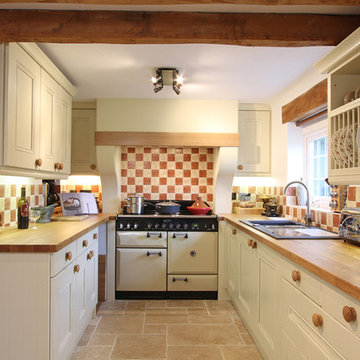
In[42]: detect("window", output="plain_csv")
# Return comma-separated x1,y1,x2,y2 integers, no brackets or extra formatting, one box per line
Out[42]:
303,118,330,207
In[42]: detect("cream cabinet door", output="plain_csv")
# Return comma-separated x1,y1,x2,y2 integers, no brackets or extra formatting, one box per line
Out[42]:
51,264,76,360
71,109,97,174
237,109,271,176
56,86,72,174
85,240,98,313
5,43,40,169
40,69,57,172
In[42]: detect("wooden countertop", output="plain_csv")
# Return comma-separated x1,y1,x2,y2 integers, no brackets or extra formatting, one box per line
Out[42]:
0,213,115,253
221,214,360,302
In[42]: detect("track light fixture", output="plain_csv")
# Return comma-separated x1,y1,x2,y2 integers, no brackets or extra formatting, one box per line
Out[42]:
152,68,183,95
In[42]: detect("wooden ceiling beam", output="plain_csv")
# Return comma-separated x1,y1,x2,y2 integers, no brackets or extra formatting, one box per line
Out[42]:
0,10,359,46
0,1,359,5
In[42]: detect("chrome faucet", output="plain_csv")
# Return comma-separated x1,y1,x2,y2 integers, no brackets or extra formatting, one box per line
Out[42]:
284,181,312,227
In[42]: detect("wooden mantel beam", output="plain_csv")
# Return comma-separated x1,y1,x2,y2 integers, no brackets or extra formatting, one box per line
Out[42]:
0,1,359,5
0,10,359,46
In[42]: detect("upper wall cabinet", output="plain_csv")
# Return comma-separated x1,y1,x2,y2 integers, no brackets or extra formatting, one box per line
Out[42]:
1,42,76,179
71,102,98,175
236,104,271,177
315,27,360,185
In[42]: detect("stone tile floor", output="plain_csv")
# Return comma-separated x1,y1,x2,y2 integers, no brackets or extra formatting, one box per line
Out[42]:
71,300,263,360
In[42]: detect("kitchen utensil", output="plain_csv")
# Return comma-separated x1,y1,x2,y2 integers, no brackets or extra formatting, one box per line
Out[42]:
154,201,181,214
29,208,41,229
187,197,211,215
32,204,58,223
126,193,145,215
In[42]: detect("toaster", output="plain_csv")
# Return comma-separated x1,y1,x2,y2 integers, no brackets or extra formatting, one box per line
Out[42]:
338,208,360,246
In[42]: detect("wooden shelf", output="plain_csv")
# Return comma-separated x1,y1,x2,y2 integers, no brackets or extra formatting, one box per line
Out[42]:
330,97,360,117
95,131,240,147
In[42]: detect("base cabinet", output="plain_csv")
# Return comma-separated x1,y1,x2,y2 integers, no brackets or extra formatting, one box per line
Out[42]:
222,221,360,360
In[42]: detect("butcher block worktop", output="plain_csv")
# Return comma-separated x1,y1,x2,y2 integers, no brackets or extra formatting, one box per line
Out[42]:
0,213,114,253
221,213,360,301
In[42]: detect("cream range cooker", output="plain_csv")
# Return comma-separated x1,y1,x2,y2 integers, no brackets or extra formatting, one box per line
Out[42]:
115,200,218,299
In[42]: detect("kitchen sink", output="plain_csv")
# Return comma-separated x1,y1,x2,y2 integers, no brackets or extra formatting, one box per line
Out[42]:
240,219,339,239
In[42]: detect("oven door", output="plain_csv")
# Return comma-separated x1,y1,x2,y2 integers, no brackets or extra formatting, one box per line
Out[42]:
116,248,167,291
168,232,218,274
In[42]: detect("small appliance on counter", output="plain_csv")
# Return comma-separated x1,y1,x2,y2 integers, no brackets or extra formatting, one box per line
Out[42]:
338,208,360,246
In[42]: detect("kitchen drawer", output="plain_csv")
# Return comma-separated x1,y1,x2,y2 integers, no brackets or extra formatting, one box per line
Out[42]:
51,241,77,277
280,277,360,360
322,283,360,340
116,231,167,248
167,275,217,291
279,256,322,305
77,227,98,255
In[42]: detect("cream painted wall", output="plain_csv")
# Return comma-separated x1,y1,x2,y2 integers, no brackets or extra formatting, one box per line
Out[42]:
266,67,327,186
97,99,238,132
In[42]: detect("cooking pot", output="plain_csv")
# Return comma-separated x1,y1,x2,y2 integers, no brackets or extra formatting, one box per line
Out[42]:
126,194,145,214
187,197,211,216
153,201,181,214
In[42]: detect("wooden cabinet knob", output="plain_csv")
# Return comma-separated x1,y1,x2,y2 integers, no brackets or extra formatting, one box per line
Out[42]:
65,251,72,261
93,233,98,239
292,270,301,282
312,313,323,327
73,264,80,273
60,162,64,170
87,250,95,260
90,164,97,170
35,158,42,167
251,241,257,249
82,239,88,247
237,165,244,171
54,162,60,170
248,239,253,247
232,229,237,235
343,306,357,323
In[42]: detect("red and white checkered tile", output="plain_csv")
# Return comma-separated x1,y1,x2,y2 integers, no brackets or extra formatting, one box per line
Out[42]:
120,147,214,209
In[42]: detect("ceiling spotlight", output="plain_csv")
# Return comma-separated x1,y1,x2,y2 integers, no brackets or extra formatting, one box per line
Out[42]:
152,68,183,95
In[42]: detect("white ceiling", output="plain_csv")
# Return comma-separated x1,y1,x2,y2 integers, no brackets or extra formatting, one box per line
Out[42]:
38,43,332,101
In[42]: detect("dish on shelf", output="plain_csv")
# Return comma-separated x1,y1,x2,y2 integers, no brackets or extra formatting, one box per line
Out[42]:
357,127,360,151
338,128,350,167
356,88,360,99
344,91,355,104
331,129,343,167
344,126,358,165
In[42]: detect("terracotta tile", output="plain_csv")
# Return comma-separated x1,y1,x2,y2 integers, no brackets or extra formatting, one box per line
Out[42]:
151,169,159,177
183,170,191,177
144,161,151,169
127,161,135,169
11,184,16,197
175,193,183,201
159,193,167,200
168,154,175,161
207,194,213,201
191,148,199,154
198,170,206,177
160,148,167,153
191,162,199,170
5,198,10,210
144,177,151,185
0,211,4,226
168,345,223,360
135,153,143,161
111,334,166,359
121,185,127,193
200,186,207,193
96,315,144,334
135,169,143,177
348,186,356,201
0,185,5,197
321,212,327,225
71,347,112,360
167,324,242,345
152,185,159,193
160,162,167,169
143,324,166,334
191,178,199,185
207,148,213,154
10,209,16,222
175,178,183,185
176,162,183,169
168,169,175,177
88,334,116,346
121,153,127,161
127,177,135,185
160,178,167,185
221,346,263,360
207,162,213,170
144,147,151,153
78,325,96,346
151,153,159,161
128,147,135,153
333,213,340,228
199,154,207,162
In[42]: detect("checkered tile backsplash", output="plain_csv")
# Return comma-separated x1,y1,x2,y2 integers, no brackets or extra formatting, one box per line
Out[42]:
120,147,214,209
0,183,43,228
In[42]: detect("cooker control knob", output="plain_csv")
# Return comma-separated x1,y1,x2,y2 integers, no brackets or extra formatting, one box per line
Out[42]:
211,224,216,230
162,223,167,230
154,223,160,230
175,223,181,230
119,223,124,230
126,223,131,230
133,223,138,230
168,223,174,230
147,224,152,230
183,224,189,230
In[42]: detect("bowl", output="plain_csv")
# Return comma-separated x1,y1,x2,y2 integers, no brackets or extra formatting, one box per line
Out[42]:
187,206,210,215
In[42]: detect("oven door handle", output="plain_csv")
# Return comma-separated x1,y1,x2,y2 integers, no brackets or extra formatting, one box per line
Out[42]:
146,251,162,257
172,233,188,239
172,277,188,282
147,232,162,238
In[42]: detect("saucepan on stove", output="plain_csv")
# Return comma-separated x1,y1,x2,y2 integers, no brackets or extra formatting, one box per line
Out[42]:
146,201,181,214
126,194,145,214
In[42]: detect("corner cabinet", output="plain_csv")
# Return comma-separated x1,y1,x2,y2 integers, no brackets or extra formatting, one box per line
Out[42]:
221,220,360,360
0,42,76,178
0,227,99,360
71,102,98,174
236,104,271,176
315,27,360,185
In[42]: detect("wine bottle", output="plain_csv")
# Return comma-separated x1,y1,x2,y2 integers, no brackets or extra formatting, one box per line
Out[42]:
17,186,29,229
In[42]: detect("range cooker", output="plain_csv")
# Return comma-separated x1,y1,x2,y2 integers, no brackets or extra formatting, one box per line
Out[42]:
115,200,218,299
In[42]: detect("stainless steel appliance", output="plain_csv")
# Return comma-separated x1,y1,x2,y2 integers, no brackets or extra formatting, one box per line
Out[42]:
125,193,145,214
339,208,360,246
116,200,218,299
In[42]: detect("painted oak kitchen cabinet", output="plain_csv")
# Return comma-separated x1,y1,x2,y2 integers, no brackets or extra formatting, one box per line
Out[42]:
0,42,76,178
220,220,360,360
0,227,99,360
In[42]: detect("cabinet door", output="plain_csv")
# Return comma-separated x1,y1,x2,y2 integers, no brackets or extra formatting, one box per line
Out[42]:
51,264,76,360
85,240,98,313
280,330,306,360
237,110,271,175
74,252,88,337
56,86,72,174
237,232,257,325
71,109,97,174
39,69,57,172
5,43,40,169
